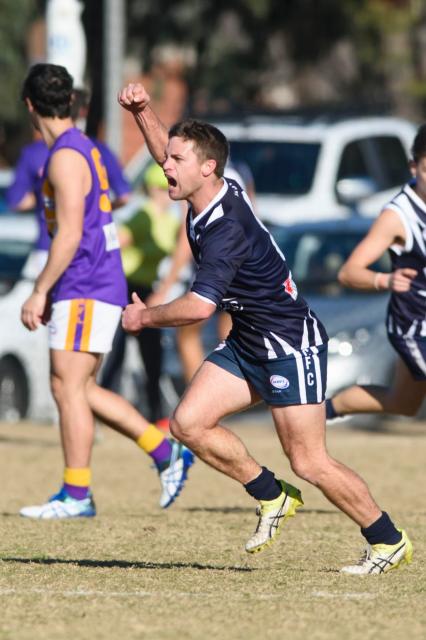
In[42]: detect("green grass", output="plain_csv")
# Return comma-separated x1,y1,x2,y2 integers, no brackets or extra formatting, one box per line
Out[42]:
0,417,425,640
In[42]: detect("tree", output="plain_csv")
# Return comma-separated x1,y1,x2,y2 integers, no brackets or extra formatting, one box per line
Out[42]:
0,0,40,163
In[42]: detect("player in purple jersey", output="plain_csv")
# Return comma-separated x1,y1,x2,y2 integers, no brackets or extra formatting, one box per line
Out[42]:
18,64,194,519
326,124,426,424
6,91,131,279
118,82,412,575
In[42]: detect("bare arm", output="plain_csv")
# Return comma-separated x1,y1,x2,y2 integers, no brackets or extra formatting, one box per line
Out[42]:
118,83,168,164
338,208,417,292
122,291,215,335
21,148,88,330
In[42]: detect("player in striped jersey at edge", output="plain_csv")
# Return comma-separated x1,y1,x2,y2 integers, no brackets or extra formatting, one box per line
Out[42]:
119,82,412,575
327,125,426,426
18,64,194,520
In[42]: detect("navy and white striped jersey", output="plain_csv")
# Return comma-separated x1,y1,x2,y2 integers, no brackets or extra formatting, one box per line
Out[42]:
385,181,426,338
187,178,328,360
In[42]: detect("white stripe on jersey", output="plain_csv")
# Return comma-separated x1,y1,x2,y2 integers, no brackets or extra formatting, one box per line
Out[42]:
308,310,323,346
395,192,426,255
191,291,217,306
294,351,307,404
270,331,294,355
404,319,418,338
311,345,323,403
263,337,278,360
301,318,309,350
191,180,228,226
405,336,426,375
206,205,224,226
270,331,307,403
387,200,413,253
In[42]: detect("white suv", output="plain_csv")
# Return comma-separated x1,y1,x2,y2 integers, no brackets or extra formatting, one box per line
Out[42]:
211,114,416,225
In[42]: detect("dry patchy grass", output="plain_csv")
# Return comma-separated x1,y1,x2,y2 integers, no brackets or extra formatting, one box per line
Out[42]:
0,416,425,640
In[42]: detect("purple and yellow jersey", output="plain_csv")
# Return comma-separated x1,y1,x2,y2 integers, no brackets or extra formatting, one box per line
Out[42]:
42,127,127,306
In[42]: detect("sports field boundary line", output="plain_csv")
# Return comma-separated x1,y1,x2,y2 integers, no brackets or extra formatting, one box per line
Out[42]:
0,587,378,601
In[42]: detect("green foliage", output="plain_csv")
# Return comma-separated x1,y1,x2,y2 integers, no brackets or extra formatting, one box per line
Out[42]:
125,0,426,116
0,0,38,123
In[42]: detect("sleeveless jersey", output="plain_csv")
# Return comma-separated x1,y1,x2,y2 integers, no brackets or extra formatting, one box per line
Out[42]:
384,181,426,338
187,178,328,359
42,127,127,306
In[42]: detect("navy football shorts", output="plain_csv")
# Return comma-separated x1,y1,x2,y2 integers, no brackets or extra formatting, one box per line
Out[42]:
388,332,426,380
206,337,328,406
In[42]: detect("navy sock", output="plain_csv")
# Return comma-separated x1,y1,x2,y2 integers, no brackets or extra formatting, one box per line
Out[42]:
244,466,282,501
326,398,339,420
361,512,402,546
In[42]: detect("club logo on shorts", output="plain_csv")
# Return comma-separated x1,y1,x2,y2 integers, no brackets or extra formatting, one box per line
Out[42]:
270,375,290,390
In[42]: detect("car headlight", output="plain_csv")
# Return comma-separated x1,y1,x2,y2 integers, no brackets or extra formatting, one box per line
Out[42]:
328,327,371,356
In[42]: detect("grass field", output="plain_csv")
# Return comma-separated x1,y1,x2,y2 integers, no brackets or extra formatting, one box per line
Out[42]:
1,415,425,640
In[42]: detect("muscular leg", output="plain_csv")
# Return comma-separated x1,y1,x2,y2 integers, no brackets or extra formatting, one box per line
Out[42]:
271,402,381,527
50,349,99,468
170,361,262,483
332,357,426,417
86,368,152,440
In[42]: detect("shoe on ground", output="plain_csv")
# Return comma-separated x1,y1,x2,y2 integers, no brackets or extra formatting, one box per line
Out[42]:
245,479,304,554
341,529,413,575
19,487,96,519
159,440,194,508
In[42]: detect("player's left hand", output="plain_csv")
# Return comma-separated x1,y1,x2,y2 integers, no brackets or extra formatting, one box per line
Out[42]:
21,291,47,331
122,292,147,335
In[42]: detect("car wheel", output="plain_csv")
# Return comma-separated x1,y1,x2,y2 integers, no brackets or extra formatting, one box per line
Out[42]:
0,357,29,422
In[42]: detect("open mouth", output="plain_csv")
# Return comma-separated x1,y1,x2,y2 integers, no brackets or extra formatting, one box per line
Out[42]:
166,175,177,188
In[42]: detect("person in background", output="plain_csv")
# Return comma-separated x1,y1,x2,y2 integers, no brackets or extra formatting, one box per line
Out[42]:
19,64,194,519
100,162,181,422
6,88,131,280
326,123,426,422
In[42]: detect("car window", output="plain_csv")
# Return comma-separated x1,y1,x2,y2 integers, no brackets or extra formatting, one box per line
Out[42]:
229,141,321,195
337,140,372,183
274,228,391,296
337,136,410,195
370,136,410,189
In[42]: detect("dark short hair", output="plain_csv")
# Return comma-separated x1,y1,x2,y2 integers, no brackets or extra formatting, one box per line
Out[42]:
70,88,89,121
411,124,426,163
168,119,229,177
21,63,73,119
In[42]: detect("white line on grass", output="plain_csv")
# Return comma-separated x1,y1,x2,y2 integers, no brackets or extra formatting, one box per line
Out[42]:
312,590,377,600
0,588,378,601
0,588,283,600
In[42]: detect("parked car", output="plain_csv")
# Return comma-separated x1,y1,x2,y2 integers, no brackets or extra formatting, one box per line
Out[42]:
217,113,416,225
0,214,58,422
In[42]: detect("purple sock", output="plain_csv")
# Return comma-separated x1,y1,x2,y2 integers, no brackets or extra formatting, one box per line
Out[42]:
150,438,173,470
63,483,89,500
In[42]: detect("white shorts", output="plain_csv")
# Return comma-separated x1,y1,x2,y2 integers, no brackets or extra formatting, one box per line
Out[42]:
47,299,122,353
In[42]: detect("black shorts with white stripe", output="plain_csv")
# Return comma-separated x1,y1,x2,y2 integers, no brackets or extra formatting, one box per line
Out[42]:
388,332,426,380
206,337,328,406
